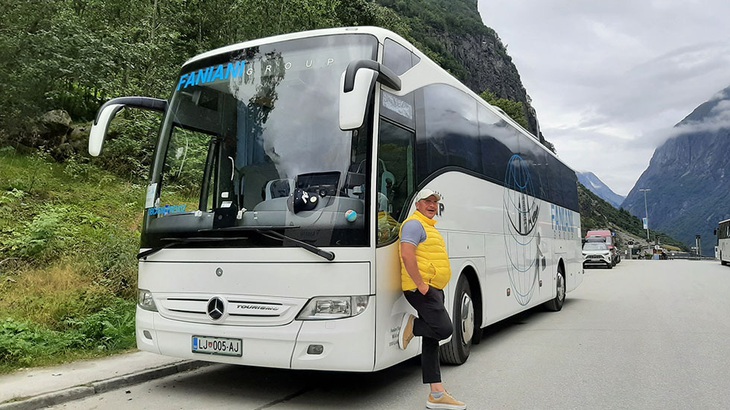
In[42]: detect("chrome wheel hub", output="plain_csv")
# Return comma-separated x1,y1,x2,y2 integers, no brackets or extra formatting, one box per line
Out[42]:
460,293,475,345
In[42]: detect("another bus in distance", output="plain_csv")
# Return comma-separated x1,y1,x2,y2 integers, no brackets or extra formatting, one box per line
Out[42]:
89,26,583,371
716,219,730,265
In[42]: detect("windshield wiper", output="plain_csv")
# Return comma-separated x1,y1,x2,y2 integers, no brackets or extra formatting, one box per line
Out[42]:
139,227,336,262
200,226,335,261
137,236,248,259
258,229,336,261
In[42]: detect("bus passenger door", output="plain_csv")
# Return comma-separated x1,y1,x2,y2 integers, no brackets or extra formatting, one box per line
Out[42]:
377,119,415,245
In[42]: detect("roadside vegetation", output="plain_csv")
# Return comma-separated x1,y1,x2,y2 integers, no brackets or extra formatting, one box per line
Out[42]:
0,148,141,373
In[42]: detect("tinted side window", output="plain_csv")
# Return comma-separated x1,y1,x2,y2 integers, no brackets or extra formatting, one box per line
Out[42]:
383,38,416,76
546,155,564,207
378,120,415,222
560,165,580,211
478,105,518,185
417,84,480,181
518,136,549,202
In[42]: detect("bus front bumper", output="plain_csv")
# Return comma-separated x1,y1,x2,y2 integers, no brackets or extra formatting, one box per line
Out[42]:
136,304,376,371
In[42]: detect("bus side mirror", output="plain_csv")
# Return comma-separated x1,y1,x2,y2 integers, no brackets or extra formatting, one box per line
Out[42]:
88,97,168,156
339,69,375,131
89,104,125,156
339,60,401,131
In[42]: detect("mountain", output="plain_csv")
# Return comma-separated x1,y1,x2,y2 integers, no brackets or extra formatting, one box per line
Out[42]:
622,86,730,256
375,0,541,137
576,172,625,209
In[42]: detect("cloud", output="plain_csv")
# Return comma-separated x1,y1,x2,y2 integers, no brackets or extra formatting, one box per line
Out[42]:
477,0,730,196
672,99,730,137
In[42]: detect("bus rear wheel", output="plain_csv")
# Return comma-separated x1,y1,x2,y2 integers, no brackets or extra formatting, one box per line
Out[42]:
440,275,474,365
544,267,565,311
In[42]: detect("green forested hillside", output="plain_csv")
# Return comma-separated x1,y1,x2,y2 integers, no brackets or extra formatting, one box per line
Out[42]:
1,1,404,137
0,0,498,137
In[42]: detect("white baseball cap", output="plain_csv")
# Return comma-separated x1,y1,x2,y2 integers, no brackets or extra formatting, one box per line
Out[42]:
415,188,441,202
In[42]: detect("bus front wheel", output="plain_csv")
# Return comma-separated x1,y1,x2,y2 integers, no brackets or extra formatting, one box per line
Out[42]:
440,275,474,365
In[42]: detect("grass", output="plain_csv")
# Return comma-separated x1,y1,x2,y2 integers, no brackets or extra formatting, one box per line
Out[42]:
0,147,143,374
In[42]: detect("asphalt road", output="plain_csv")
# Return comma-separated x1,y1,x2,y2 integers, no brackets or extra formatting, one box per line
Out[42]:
48,259,730,409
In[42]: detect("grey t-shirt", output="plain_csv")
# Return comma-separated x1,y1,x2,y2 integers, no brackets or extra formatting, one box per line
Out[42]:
401,220,427,246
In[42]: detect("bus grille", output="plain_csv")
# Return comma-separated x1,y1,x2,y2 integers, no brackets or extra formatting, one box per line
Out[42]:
155,294,303,326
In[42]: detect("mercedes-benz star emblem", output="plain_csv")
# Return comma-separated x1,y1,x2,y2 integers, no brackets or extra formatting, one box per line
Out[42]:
207,297,225,320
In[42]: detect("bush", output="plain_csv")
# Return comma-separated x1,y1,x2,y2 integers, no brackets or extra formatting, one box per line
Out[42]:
64,299,137,351
2,205,79,261
0,319,81,369
0,298,136,372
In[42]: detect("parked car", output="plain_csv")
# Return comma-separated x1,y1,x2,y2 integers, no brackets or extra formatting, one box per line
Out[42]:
583,242,613,269
583,236,621,266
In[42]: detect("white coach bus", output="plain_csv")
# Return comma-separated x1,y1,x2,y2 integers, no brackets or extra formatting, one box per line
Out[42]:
89,26,582,371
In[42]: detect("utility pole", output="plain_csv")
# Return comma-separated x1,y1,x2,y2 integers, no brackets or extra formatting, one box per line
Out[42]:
639,188,651,252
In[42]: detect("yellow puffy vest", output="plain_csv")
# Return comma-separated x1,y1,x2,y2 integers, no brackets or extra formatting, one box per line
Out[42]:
398,210,452,290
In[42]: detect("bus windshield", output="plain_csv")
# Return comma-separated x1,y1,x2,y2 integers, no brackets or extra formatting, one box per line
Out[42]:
142,34,378,249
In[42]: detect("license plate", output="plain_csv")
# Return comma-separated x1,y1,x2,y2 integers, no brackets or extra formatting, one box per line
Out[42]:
192,335,242,357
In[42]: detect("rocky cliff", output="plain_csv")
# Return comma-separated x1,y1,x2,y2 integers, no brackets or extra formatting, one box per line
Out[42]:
376,0,540,138
622,86,730,255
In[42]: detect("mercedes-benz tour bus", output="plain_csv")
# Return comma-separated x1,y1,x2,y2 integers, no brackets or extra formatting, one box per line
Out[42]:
89,26,583,372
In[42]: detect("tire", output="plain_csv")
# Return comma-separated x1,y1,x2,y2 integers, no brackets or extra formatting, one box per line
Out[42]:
440,275,474,365
607,262,613,269
544,267,565,312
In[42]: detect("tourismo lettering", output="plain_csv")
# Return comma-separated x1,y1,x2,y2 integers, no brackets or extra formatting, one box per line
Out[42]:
176,61,246,91
148,205,187,216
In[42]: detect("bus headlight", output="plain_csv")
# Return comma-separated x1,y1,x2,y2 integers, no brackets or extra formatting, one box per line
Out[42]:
138,289,158,312
297,296,369,320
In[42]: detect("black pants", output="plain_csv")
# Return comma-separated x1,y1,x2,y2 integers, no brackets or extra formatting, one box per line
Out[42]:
404,287,453,384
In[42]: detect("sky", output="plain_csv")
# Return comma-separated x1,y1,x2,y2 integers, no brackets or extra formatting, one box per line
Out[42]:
477,1,730,196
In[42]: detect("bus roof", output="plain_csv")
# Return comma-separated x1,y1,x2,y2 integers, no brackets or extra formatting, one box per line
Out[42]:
184,26,407,67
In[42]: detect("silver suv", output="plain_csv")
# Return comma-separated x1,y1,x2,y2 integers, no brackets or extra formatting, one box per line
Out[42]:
583,242,613,269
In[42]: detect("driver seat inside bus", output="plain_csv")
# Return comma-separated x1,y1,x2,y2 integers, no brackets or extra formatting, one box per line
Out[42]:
265,179,294,200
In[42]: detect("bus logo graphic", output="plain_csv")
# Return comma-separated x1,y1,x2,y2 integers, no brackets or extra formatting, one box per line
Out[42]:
207,297,225,320
503,154,541,306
